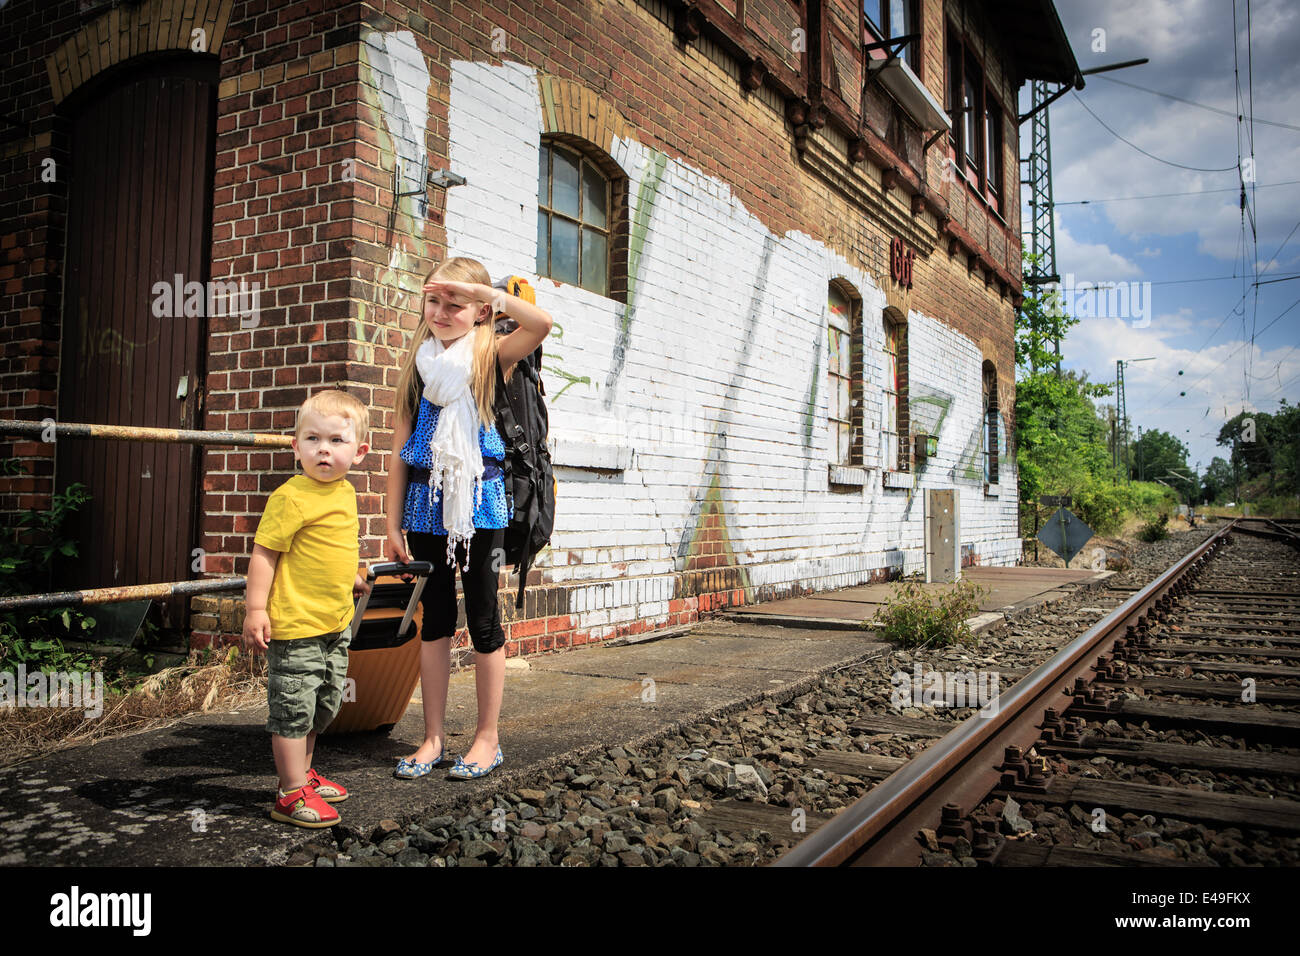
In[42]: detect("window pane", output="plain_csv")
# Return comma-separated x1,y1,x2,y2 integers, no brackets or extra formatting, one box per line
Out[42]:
827,285,850,331
582,162,607,229
864,0,882,31
581,227,607,294
838,423,850,464
538,143,550,206
947,33,962,151
552,148,580,218
551,216,579,285
536,210,548,275
889,0,906,37
986,106,1000,192
838,377,851,421
963,76,978,164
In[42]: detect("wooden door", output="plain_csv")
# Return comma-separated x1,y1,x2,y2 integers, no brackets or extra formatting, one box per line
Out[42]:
57,57,215,627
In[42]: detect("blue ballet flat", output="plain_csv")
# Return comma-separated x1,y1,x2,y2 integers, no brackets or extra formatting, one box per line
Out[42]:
394,744,454,779
447,747,503,780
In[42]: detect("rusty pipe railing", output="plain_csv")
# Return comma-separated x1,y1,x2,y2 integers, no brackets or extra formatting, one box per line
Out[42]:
0,419,291,447
0,577,246,613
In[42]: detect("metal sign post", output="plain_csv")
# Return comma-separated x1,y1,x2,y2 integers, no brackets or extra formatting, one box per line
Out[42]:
1036,506,1093,567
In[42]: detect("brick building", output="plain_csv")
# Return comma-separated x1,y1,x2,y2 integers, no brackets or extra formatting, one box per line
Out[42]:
0,0,1080,657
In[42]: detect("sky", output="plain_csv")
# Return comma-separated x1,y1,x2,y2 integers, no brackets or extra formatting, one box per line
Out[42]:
1023,0,1300,479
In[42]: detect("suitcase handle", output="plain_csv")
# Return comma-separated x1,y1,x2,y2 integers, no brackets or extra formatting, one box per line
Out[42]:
367,561,434,580
352,562,434,639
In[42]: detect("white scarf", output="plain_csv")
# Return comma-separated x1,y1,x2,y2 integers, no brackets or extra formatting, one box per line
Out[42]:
415,333,484,569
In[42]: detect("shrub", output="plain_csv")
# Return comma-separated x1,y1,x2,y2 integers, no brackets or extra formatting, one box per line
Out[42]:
871,580,985,649
1072,480,1129,537
1255,495,1300,518
0,481,101,674
1137,513,1170,542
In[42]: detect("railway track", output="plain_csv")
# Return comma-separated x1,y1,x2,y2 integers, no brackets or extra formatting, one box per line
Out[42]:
777,517,1300,867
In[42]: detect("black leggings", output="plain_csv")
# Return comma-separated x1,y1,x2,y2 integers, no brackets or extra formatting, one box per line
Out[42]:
407,528,506,655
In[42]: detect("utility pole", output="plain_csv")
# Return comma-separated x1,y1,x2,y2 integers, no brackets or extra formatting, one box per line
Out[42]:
1110,409,1118,485
1023,80,1062,377
1020,59,1147,379
1116,360,1127,480
1115,356,1155,483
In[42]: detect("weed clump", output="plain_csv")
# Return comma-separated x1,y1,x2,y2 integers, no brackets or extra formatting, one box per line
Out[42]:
871,580,985,649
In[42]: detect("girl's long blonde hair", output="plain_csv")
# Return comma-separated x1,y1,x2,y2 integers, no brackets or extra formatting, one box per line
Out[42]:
395,257,512,427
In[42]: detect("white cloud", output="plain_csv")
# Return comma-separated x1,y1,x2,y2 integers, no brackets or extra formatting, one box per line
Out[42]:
1055,219,1142,280
1047,0,1300,267
1061,308,1300,469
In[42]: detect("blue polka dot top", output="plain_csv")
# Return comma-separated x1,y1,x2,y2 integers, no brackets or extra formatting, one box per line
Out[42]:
401,393,511,533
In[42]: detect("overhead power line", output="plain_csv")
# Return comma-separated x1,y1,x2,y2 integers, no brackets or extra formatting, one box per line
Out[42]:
1147,296,1300,414
1055,180,1300,206
1070,93,1240,172
1092,74,1300,132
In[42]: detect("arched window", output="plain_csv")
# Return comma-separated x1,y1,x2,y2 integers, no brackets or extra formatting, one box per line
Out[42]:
982,361,999,485
536,138,612,295
882,309,909,471
828,281,863,465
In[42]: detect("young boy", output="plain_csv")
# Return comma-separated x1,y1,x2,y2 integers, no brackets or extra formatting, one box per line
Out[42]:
242,390,371,828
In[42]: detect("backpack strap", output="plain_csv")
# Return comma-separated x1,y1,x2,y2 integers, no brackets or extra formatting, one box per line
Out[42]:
494,360,531,609
495,361,532,477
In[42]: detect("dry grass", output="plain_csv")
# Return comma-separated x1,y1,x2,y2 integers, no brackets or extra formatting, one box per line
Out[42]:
0,647,267,769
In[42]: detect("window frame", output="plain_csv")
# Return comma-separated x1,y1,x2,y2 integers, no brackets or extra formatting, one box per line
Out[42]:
982,363,999,486
827,282,863,468
863,0,922,77
984,97,1003,209
943,23,1006,218
536,137,614,297
881,312,909,473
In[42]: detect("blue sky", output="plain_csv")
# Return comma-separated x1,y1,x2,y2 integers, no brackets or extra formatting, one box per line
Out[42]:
1022,0,1300,476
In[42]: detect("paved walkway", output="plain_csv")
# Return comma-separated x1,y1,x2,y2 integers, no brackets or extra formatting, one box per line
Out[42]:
729,566,1109,628
0,564,1108,866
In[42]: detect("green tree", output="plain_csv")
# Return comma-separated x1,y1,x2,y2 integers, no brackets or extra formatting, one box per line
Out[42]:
1200,456,1235,504
1213,402,1299,498
1015,255,1126,531
1131,428,1189,484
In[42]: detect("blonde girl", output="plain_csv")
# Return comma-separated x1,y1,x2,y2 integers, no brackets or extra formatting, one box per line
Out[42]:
386,257,553,779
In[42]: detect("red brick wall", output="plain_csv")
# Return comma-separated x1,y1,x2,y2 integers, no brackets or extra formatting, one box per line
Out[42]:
0,0,1038,658
203,2,368,577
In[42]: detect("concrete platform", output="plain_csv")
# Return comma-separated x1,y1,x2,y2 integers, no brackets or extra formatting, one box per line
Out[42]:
728,566,1112,629
0,620,887,866
0,563,1105,867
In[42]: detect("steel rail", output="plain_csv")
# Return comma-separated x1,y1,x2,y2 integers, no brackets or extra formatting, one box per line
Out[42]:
775,518,1240,867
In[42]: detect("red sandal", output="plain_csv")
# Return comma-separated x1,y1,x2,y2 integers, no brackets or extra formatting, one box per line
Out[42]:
305,767,348,803
271,784,340,828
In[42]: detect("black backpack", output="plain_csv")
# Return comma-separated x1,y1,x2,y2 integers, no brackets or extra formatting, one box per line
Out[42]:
492,276,556,608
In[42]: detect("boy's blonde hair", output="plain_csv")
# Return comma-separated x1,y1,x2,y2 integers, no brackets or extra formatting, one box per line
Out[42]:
297,390,370,447
395,256,513,427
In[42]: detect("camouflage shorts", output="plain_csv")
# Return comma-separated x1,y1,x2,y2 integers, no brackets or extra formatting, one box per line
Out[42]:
265,627,351,738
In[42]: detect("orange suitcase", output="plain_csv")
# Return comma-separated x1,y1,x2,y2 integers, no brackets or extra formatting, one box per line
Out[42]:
324,561,432,735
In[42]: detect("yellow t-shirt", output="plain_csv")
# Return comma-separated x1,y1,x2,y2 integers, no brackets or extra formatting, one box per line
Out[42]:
253,475,359,641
